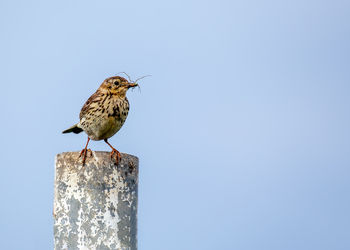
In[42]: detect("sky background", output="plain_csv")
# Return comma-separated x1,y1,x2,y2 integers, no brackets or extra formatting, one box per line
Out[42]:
1,0,350,249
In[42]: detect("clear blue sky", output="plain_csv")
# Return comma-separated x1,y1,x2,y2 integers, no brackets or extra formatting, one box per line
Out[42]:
1,0,349,249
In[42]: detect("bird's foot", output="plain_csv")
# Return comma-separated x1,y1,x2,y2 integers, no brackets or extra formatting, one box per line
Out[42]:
79,148,93,166
110,148,121,165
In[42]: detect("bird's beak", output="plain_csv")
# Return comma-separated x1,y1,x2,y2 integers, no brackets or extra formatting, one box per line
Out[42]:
127,83,138,88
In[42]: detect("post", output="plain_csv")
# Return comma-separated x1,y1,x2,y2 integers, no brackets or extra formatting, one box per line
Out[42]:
54,151,138,250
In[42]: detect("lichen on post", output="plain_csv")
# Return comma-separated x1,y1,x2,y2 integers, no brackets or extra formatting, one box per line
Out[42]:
54,151,138,250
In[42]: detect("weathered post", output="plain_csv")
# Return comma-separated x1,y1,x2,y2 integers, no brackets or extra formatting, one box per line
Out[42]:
54,151,138,250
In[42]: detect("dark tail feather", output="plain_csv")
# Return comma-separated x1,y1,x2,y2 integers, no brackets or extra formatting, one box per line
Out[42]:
62,124,83,134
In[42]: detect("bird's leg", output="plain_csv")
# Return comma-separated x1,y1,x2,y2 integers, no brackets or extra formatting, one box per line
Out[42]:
104,139,121,164
79,137,91,166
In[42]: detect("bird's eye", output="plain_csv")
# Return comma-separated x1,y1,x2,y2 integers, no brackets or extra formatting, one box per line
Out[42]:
114,81,120,86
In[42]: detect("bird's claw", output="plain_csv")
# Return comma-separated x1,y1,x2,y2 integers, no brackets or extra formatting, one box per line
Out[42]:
110,148,121,165
79,148,92,166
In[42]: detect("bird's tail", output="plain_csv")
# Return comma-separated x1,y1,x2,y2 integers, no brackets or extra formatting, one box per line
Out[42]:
62,124,83,134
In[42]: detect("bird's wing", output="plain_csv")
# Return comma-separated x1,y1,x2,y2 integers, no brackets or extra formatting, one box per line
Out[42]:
79,91,103,120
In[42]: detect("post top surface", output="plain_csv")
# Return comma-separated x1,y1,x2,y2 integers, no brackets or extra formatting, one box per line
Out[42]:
55,151,139,169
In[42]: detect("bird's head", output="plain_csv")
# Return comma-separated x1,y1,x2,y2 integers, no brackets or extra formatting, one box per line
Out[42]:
100,76,138,97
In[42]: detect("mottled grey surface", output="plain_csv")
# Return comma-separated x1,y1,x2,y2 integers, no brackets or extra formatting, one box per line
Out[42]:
54,151,138,250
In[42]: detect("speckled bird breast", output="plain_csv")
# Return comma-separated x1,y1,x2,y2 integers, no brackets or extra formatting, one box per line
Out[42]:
79,94,130,141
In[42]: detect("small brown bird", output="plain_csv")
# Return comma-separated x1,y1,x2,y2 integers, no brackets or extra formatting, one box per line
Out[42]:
62,76,138,165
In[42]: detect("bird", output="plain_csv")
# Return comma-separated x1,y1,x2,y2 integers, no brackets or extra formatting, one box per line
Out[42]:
62,75,138,165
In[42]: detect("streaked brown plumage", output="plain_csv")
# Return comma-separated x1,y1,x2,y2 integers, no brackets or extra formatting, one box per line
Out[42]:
62,76,138,165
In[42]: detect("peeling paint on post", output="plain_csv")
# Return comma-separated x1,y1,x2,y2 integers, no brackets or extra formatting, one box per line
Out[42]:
54,151,138,250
